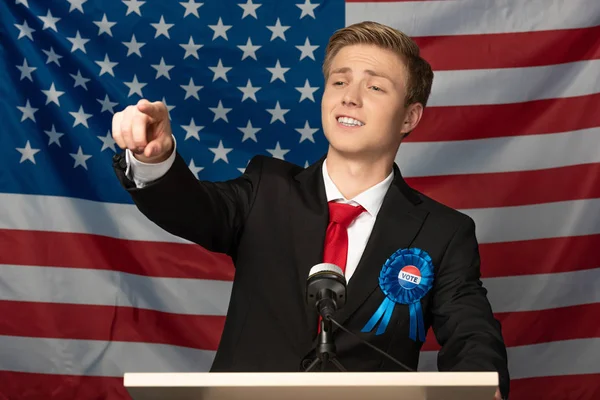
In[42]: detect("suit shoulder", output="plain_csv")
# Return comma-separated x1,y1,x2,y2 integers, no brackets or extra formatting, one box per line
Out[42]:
412,188,474,229
245,155,304,179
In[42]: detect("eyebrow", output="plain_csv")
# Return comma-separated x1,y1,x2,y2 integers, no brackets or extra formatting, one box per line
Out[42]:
330,67,393,82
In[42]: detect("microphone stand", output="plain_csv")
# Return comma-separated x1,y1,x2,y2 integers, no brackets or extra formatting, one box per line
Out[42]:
304,317,347,372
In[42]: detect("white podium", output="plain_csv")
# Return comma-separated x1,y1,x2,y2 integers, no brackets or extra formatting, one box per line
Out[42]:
124,371,498,400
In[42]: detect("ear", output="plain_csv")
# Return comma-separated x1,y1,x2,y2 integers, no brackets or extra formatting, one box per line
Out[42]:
400,102,424,135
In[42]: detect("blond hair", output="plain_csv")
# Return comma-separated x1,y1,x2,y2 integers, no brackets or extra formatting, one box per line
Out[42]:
322,21,434,107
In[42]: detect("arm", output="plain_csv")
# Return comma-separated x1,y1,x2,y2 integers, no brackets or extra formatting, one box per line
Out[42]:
430,216,510,399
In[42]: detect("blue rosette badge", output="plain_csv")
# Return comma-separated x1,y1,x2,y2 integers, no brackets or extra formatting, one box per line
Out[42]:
361,248,434,341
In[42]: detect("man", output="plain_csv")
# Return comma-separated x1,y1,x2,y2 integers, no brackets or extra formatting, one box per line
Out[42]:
111,21,509,399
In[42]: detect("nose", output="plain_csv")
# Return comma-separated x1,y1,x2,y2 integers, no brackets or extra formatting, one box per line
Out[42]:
342,85,361,107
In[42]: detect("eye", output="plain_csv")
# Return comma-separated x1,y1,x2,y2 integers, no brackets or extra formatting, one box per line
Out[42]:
370,85,382,91
333,81,345,86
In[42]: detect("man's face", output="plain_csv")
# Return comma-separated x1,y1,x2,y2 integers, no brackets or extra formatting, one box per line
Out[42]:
321,44,419,161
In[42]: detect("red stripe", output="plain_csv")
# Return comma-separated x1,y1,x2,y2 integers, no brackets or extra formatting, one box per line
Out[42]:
0,229,235,280
406,93,600,142
510,373,600,400
414,26,600,70
406,163,600,209
0,301,224,351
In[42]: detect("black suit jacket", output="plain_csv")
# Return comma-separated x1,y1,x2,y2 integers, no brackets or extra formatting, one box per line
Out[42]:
113,151,510,398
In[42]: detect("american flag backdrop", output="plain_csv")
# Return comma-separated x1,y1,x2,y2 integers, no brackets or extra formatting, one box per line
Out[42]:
1,0,599,398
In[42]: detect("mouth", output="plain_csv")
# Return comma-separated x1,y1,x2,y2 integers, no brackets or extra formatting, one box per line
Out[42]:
335,115,365,128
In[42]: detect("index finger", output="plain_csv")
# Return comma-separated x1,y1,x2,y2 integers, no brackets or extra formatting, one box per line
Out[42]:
136,99,167,122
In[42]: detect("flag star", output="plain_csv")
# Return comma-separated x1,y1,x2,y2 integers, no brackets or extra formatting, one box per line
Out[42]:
70,146,92,170
180,36,203,59
180,78,203,100
95,54,118,76
238,0,261,19
124,74,147,97
266,60,289,83
123,34,145,57
237,79,261,102
42,47,62,66
16,141,41,164
296,0,319,19
97,94,118,114
67,0,87,13
181,118,204,141
304,160,310,168
97,131,117,152
123,0,145,16
295,121,318,143
14,20,35,40
15,0,29,7
69,105,93,128
161,97,175,119
94,14,116,36
70,70,90,90
44,124,65,147
266,101,289,124
209,59,231,82
209,100,232,122
151,57,174,80
237,38,261,61
41,82,65,106
208,140,233,163
266,142,290,160
17,99,38,122
16,59,37,81
295,79,319,102
238,120,261,142
38,10,61,32
188,159,204,178
296,37,319,61
180,0,203,18
208,17,232,41
151,16,174,39
67,30,90,53
266,18,290,41
237,160,250,174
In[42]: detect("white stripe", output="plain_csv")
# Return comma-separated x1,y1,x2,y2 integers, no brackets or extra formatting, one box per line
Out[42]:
482,268,600,313
0,264,232,316
397,127,600,177
346,0,600,36
0,335,216,376
418,338,600,379
427,60,600,107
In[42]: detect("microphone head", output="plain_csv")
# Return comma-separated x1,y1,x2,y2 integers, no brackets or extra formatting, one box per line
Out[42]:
306,263,347,310
308,263,345,279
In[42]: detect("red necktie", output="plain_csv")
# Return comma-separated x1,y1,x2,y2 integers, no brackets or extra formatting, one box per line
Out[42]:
323,202,366,273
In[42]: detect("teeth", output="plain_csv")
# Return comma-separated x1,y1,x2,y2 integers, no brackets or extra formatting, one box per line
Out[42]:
337,116,364,126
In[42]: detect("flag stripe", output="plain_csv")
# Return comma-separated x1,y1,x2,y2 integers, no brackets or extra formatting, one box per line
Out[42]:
510,374,600,400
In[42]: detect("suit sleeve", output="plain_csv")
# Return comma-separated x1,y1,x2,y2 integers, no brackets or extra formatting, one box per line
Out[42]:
430,216,510,399
112,150,263,258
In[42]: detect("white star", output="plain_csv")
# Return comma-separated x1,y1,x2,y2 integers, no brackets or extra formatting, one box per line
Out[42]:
41,82,65,106
97,131,117,152
237,79,261,102
16,141,41,164
123,0,145,16
151,16,174,39
67,31,90,53
67,0,87,12
93,14,116,36
295,121,318,143
17,99,38,122
188,159,204,178
209,100,232,122
124,74,147,97
180,0,203,17
238,120,261,142
266,142,290,160
14,20,35,41
69,105,93,128
44,124,64,147
238,160,250,174
266,18,290,41
237,37,261,60
42,47,62,66
15,0,29,7
97,94,118,114
266,101,289,124
180,78,203,100
266,60,289,83
16,59,37,81
70,146,92,170
296,37,319,61
208,140,233,163
296,0,319,19
295,79,319,102
181,118,204,141
180,36,203,59
123,34,145,57
38,10,61,32
238,0,261,19
208,17,232,41
95,54,118,76
304,160,310,168
209,59,231,82
151,57,174,80
161,97,176,119
70,70,90,90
